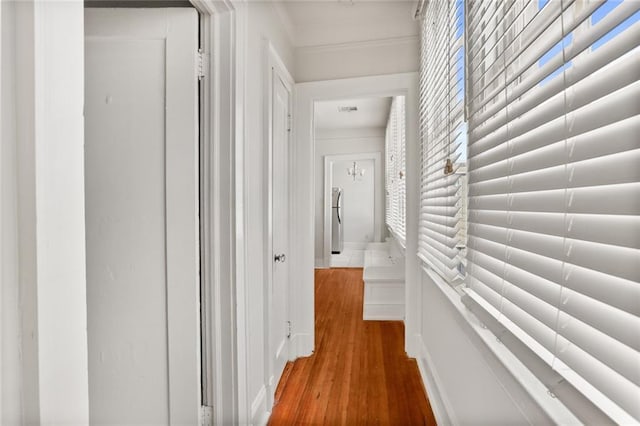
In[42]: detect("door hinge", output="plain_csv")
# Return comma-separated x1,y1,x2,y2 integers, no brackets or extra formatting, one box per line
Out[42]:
200,405,213,426
287,320,292,339
287,114,292,132
197,48,208,80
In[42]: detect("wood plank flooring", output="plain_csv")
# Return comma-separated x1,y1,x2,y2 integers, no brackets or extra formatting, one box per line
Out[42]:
268,268,437,425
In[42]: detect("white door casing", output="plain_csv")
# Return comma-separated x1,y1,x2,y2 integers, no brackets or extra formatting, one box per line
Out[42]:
84,8,200,424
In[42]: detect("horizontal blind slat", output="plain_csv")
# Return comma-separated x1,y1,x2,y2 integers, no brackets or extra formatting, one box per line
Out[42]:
466,0,640,421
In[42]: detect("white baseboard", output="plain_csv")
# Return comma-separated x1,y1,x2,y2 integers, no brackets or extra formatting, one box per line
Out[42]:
290,332,313,358
250,385,269,426
256,410,270,426
315,258,329,269
416,336,455,426
363,303,404,320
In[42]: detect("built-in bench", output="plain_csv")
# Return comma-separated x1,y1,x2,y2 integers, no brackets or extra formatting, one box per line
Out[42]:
362,241,405,320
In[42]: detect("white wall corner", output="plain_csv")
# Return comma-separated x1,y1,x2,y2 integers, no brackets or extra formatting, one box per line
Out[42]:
290,333,313,359
250,385,269,426
12,0,89,423
416,337,456,426
315,258,329,269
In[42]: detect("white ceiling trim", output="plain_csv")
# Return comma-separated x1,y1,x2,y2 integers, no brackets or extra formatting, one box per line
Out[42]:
296,35,418,53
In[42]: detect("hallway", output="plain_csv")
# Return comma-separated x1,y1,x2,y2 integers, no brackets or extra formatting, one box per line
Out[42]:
268,268,436,425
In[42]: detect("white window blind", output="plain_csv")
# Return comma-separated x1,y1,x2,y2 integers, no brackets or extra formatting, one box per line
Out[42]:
386,96,407,242
463,0,640,423
398,98,407,239
418,0,466,281
386,100,399,235
386,116,394,232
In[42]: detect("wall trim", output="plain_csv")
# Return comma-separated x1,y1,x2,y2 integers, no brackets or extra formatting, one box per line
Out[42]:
250,385,269,426
296,35,419,53
421,268,580,425
188,0,242,424
363,304,404,321
12,1,89,422
416,337,456,426
289,333,313,359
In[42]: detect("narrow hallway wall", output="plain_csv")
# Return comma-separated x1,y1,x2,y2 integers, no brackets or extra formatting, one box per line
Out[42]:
242,2,295,423
1,1,22,421
296,38,419,83
1,1,88,423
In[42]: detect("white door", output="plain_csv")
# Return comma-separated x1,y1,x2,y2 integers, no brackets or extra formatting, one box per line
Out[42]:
271,70,291,392
84,8,200,425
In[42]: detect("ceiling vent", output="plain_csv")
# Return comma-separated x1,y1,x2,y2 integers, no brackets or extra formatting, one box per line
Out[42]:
338,106,358,112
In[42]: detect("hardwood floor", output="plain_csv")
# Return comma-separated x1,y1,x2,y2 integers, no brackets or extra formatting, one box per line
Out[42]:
268,268,437,425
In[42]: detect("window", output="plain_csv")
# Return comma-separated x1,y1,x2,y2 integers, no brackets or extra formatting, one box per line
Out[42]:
385,96,407,242
418,0,466,281
463,0,640,423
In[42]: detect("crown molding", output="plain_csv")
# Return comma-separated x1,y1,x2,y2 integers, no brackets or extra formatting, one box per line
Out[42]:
296,35,419,53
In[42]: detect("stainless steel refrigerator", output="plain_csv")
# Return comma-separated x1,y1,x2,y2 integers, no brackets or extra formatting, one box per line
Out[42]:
331,187,344,254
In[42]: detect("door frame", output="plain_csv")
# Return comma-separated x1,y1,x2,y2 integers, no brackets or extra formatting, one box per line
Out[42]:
13,0,245,424
263,39,295,408
292,73,419,360
188,1,248,424
323,152,383,267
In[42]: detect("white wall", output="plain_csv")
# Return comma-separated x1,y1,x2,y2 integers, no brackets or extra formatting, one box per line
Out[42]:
0,1,22,422
296,37,419,83
416,270,569,425
240,2,295,423
1,1,89,423
314,128,385,262
332,159,375,245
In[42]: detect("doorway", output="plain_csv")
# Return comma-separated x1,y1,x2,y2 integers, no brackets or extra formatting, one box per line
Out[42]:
291,73,419,360
265,43,294,405
84,7,201,424
313,97,391,269
269,66,292,398
323,153,383,268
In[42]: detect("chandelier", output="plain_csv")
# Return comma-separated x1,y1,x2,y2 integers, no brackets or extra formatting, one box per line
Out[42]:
347,161,365,181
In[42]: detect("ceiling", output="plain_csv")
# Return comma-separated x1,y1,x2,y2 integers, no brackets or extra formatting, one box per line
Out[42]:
277,0,419,47
314,97,392,130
